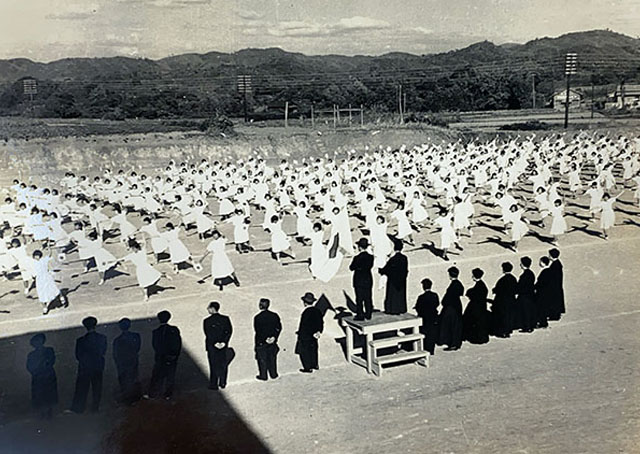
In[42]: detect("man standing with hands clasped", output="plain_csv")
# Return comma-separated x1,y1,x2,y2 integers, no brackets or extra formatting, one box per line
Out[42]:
349,237,374,320
253,298,282,381
295,292,324,373
204,302,233,390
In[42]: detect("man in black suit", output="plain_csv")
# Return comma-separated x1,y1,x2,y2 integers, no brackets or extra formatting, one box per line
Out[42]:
379,239,409,315
349,237,374,320
203,301,233,390
253,298,282,381
112,318,141,405
295,292,324,373
148,311,182,399
69,316,107,414
414,278,440,355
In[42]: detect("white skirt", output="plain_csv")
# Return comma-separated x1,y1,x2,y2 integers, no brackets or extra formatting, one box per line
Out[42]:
211,252,234,279
168,239,191,263
35,271,60,304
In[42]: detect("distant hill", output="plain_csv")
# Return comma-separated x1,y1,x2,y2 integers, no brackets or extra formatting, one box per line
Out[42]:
1,29,638,118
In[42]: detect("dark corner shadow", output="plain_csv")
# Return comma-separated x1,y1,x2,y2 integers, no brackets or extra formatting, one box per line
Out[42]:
0,317,271,454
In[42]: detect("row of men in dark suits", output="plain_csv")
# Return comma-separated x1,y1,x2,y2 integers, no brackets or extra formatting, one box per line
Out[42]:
26,295,325,417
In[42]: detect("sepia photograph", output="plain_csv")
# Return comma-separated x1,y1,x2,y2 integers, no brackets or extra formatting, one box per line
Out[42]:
0,1,639,453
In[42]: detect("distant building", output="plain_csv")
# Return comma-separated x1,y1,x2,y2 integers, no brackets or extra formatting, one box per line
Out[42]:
552,89,584,110
610,84,640,109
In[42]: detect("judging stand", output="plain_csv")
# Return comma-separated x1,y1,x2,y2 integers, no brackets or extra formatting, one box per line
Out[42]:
343,312,429,376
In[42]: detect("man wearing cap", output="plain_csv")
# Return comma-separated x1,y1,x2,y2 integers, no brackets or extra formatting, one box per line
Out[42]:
349,237,374,320
253,298,282,381
69,316,107,414
295,292,324,373
203,302,233,390
148,310,182,399
112,318,141,405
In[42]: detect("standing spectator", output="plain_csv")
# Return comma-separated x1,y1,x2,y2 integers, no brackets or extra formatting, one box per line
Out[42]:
463,268,490,345
491,262,518,338
148,311,182,399
548,248,566,321
438,266,464,351
349,238,374,320
203,302,233,390
413,278,440,355
295,292,324,373
26,333,58,419
379,239,409,315
535,256,553,328
253,298,282,381
112,318,141,404
68,316,107,414
515,257,537,333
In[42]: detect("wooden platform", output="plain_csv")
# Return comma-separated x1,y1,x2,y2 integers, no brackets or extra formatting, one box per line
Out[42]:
343,312,429,376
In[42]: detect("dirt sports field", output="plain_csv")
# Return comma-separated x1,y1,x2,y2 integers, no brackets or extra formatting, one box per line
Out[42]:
0,124,639,454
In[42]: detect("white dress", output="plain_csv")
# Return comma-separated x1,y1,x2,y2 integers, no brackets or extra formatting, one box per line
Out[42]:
27,213,51,241
410,197,429,223
207,237,235,279
370,222,393,268
34,257,60,304
112,213,137,239
124,250,162,288
549,205,567,235
506,210,528,242
392,208,412,239
600,198,617,230
269,220,291,253
294,206,314,239
0,241,17,273
140,222,169,254
228,215,250,244
9,246,35,280
162,229,191,264
434,215,458,249
85,239,117,273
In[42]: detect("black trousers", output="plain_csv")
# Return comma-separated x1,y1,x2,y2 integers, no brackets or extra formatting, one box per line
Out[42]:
207,349,228,389
70,369,103,413
116,364,140,404
255,344,279,379
148,359,177,398
296,338,319,370
354,285,373,318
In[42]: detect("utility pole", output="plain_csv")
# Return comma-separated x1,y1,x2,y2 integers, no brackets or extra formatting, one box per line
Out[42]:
360,104,364,127
564,53,578,129
531,73,536,109
311,104,315,128
591,79,595,119
237,75,252,122
398,84,404,124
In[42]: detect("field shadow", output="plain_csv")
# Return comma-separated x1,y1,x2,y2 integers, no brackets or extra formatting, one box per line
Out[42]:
0,317,271,454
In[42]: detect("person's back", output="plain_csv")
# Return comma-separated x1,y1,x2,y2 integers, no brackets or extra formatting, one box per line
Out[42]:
76,331,107,372
350,251,374,287
204,313,232,350
254,309,282,346
298,306,323,340
153,324,182,361
415,290,439,325
113,331,141,368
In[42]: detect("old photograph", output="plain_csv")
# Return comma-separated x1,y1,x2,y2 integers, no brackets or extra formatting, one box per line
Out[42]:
0,1,639,453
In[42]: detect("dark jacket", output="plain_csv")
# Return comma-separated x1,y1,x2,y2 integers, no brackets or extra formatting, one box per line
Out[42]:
414,290,440,326
380,252,409,315
297,306,324,341
152,324,182,362
204,314,233,351
254,310,282,347
349,251,374,288
75,331,107,372
112,331,141,369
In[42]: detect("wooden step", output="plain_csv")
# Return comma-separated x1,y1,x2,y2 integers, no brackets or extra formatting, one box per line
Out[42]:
368,333,423,350
375,350,428,366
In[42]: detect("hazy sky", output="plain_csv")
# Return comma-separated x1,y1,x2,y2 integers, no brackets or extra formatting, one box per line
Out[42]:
0,0,639,61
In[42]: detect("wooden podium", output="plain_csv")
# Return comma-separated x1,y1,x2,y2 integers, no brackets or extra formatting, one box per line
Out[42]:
343,312,429,376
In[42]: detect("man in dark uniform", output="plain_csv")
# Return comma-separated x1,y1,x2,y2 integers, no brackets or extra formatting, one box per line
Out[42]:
253,298,282,381
69,316,107,414
413,278,440,355
295,292,324,373
491,262,518,338
112,318,141,405
547,248,566,320
349,238,374,320
148,310,182,399
438,266,464,351
203,302,233,390
379,239,409,315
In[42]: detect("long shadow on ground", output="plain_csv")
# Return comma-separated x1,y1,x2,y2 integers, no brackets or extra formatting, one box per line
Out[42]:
0,317,271,454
